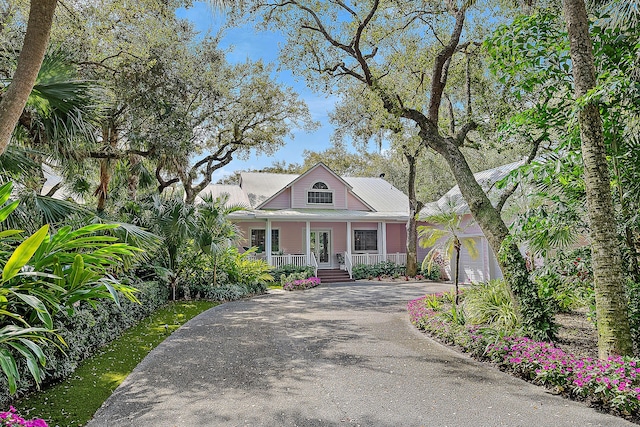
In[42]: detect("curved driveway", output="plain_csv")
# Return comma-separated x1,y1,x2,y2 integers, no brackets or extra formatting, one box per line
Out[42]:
88,282,633,426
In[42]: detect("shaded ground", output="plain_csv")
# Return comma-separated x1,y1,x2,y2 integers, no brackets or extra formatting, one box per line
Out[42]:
556,309,599,360
88,282,632,427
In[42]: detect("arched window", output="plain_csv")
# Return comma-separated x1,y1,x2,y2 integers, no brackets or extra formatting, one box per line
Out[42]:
308,181,333,204
312,182,329,190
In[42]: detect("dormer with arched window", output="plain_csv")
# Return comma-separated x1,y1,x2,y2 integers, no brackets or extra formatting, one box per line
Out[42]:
307,181,333,204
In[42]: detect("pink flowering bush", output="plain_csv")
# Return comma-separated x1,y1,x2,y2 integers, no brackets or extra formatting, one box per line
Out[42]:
283,277,321,291
408,293,640,417
485,337,640,414
0,407,47,427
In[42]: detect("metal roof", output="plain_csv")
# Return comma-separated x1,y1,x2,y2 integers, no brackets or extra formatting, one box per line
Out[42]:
343,177,409,213
196,184,251,207
236,169,409,214
240,172,297,208
420,159,525,217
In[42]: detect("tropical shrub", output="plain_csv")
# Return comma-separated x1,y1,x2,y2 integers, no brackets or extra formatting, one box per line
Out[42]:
351,261,405,279
272,264,314,279
278,272,309,286
421,264,441,281
532,248,594,313
180,248,271,300
0,279,168,408
463,280,519,333
626,280,640,354
351,264,374,280
0,182,141,395
283,277,321,291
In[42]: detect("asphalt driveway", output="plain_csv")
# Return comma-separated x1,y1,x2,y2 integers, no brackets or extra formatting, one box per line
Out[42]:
87,281,633,426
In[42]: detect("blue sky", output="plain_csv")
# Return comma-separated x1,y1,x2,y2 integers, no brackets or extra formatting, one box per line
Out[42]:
176,2,340,182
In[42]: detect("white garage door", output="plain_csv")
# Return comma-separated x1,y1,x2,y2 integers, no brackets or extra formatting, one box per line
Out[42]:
459,237,485,284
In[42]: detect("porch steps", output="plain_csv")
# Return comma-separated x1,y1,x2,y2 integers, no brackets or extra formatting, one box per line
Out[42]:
317,269,354,284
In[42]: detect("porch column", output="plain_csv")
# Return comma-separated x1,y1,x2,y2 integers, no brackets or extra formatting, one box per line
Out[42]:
306,221,311,265
266,219,272,265
381,222,387,259
346,221,352,258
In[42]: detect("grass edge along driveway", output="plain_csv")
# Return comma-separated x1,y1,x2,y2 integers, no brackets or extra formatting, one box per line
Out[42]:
16,300,217,427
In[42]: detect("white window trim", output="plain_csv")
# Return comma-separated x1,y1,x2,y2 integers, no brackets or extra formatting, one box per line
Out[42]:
353,229,378,253
306,181,335,206
249,228,281,253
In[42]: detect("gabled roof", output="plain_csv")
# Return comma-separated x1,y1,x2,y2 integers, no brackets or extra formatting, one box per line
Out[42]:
196,184,251,206
255,162,373,210
343,176,408,213
235,172,294,208
420,159,525,217
199,162,410,217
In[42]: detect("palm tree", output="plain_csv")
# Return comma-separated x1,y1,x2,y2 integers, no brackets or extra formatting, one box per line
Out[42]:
195,193,246,286
3,50,102,203
418,208,478,305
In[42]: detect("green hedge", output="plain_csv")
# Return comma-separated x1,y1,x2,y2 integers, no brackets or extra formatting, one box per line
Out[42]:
351,261,406,279
1,279,169,408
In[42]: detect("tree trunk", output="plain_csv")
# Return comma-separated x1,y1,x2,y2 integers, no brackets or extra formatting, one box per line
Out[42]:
435,140,553,339
0,0,57,155
94,122,118,212
405,152,422,277
563,0,633,358
454,238,460,305
128,153,141,202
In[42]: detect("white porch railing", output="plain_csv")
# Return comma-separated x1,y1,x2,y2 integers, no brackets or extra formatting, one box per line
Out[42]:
350,252,407,266
310,252,318,277
344,251,353,279
266,253,318,276
271,254,309,269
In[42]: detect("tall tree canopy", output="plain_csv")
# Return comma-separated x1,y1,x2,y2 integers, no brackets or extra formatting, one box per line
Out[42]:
237,0,553,338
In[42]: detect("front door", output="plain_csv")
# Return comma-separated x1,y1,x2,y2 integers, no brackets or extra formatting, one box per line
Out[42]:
310,230,331,268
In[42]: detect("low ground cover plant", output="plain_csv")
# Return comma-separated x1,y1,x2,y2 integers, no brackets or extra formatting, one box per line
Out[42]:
283,277,321,291
272,264,315,279
0,407,47,427
408,288,640,419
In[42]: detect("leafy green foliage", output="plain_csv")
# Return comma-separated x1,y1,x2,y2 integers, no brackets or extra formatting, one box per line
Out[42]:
463,280,518,332
15,300,215,426
532,247,594,313
420,263,442,281
0,182,141,394
271,264,314,279
351,261,405,280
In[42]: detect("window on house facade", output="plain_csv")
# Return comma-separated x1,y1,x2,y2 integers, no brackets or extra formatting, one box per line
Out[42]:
250,229,279,253
307,181,333,204
354,230,377,251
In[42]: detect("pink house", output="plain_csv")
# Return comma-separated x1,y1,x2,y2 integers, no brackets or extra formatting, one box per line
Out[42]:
200,161,519,283
199,162,410,279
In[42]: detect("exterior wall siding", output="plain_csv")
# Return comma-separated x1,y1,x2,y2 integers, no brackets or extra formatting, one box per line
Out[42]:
385,223,406,254
291,167,347,209
347,192,370,211
261,188,291,209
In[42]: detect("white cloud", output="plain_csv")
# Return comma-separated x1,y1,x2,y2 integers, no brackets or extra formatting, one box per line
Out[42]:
212,167,234,183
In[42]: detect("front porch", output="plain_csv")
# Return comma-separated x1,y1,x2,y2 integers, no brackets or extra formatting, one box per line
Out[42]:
249,252,408,279
239,219,408,279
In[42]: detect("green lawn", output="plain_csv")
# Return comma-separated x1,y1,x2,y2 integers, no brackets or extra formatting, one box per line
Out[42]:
16,300,217,427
